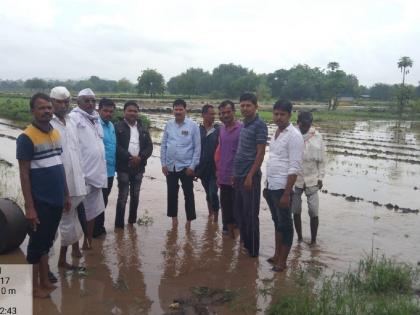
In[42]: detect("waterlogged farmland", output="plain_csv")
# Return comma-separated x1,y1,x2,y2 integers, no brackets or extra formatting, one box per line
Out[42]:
0,114,419,314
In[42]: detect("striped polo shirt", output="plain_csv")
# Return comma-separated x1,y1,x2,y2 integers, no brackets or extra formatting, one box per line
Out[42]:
16,123,66,207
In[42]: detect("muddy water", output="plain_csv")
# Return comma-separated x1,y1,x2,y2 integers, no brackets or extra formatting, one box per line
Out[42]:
0,116,419,314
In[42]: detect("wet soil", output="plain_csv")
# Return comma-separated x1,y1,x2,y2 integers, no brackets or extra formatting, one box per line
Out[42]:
0,117,419,315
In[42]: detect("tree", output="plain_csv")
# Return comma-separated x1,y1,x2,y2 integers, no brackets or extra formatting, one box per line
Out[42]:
167,68,212,96
117,78,134,93
137,69,165,97
369,83,395,101
327,62,340,71
211,63,254,97
24,78,48,91
397,56,414,115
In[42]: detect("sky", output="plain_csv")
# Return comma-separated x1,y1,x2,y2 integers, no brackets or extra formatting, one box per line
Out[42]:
0,0,419,86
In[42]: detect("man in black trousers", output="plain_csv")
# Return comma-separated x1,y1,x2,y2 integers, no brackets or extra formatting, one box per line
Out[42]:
114,101,153,228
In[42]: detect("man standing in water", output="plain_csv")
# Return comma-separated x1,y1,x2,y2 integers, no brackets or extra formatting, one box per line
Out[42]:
94,98,117,237
292,111,326,245
161,99,200,229
264,100,303,271
17,93,70,297
233,93,268,257
216,100,242,237
50,87,87,269
195,104,220,223
70,88,107,249
115,101,153,228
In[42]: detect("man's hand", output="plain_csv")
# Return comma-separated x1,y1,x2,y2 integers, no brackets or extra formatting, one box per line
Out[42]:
278,191,291,209
244,174,253,191
25,207,39,231
129,156,141,168
185,168,195,177
162,166,169,176
317,180,323,190
64,196,71,212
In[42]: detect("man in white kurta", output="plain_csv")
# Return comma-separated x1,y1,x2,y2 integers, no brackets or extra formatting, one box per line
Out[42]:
69,88,107,250
292,111,326,245
50,86,87,268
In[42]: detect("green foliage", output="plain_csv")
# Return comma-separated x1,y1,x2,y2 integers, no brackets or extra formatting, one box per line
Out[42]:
137,69,165,97
167,68,212,95
267,256,420,315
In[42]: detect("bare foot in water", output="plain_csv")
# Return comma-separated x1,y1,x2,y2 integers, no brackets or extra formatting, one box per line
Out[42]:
41,280,57,290
267,256,278,265
185,220,191,230
71,248,83,258
82,240,92,250
172,217,178,228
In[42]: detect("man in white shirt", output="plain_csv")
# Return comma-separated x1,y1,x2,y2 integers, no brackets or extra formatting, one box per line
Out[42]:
292,111,326,245
69,88,107,250
50,87,87,268
264,99,303,272
114,101,153,228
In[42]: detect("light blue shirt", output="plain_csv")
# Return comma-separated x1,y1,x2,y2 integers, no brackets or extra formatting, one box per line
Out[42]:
160,117,201,172
100,118,116,177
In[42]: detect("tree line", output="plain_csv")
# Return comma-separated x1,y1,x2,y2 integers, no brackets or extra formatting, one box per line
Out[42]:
1,59,419,104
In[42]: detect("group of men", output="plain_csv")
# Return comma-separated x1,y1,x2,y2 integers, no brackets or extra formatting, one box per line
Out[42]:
16,87,153,298
16,89,325,298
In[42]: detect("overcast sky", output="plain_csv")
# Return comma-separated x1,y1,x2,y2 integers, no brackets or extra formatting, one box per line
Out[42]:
1,0,419,86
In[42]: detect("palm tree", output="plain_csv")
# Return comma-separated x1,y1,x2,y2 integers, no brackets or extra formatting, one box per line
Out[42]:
397,56,413,86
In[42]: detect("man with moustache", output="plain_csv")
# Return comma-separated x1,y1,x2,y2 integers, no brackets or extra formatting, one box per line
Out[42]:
216,100,242,237
161,99,200,229
233,93,268,257
114,101,153,228
17,93,70,298
50,87,87,269
264,100,304,272
69,88,107,250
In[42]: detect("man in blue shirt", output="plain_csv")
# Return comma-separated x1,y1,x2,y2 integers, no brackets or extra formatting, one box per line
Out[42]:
161,99,201,229
94,98,116,237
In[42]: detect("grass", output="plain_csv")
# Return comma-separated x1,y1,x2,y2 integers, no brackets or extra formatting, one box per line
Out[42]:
0,96,150,128
267,255,420,315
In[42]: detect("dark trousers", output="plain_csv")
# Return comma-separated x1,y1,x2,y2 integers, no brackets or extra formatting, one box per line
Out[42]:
166,169,196,221
234,172,261,257
27,199,63,264
94,176,114,236
220,184,235,226
115,172,143,227
201,175,220,212
263,189,294,247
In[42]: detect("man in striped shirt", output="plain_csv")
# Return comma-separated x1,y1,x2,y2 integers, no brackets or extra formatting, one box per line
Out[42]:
17,93,70,298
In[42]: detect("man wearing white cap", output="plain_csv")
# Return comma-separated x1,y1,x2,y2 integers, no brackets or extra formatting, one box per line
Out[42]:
50,87,87,268
69,88,107,250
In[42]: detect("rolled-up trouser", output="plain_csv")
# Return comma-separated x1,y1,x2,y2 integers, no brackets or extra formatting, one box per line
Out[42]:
59,196,84,247
263,188,294,247
94,176,114,235
115,172,143,227
234,172,261,257
201,175,220,212
27,199,63,264
291,185,319,218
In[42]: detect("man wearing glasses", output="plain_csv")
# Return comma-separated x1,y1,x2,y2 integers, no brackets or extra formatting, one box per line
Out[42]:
69,88,107,250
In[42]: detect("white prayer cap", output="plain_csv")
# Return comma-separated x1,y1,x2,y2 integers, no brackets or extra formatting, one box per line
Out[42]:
78,88,95,97
50,86,70,100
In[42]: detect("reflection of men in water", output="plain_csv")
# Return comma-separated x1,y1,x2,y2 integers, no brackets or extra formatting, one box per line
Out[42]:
292,111,326,245
50,87,87,269
94,98,116,237
161,99,201,229
216,100,243,237
264,100,303,271
17,93,70,298
70,88,107,250
114,101,153,228
233,93,267,257
195,104,220,222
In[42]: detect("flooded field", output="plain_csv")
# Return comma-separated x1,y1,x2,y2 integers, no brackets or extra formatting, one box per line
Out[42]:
0,115,419,314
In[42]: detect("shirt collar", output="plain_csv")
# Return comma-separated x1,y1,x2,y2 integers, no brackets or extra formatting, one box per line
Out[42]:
243,114,259,127
124,119,137,128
